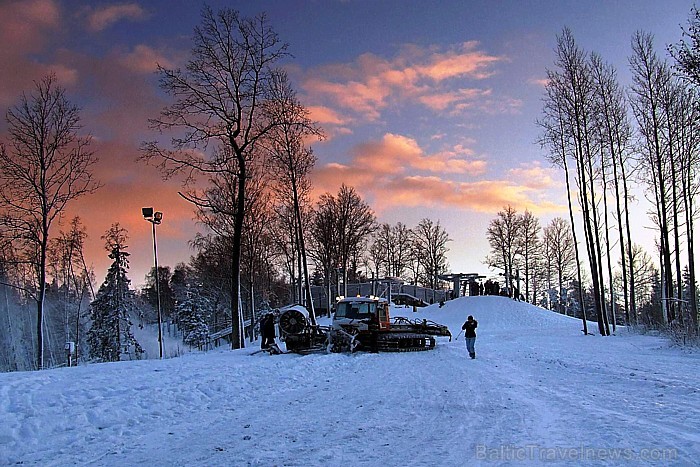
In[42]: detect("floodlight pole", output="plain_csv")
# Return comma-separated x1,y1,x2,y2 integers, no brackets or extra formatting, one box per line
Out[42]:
143,208,164,359
151,220,163,359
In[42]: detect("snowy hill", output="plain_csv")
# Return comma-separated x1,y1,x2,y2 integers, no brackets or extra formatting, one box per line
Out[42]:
1,296,698,466
397,295,582,333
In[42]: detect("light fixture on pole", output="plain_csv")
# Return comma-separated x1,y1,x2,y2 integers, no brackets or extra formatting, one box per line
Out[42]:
142,207,164,359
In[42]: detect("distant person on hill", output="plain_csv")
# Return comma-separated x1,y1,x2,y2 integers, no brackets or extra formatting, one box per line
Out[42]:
461,315,478,359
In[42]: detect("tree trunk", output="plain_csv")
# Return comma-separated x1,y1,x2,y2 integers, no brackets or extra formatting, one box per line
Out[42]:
610,136,630,325
559,112,588,335
230,155,245,350
600,147,616,333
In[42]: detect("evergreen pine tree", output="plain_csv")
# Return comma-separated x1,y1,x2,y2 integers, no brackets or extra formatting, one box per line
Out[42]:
176,283,210,349
87,224,143,362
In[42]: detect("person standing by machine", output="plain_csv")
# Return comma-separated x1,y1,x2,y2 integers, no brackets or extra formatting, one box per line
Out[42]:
260,313,277,350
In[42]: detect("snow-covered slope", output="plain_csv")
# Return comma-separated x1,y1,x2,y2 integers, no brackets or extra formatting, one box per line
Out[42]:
1,297,698,466
395,295,582,333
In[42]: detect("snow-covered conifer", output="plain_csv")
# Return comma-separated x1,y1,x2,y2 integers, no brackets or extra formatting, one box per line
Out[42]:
87,224,143,362
176,283,210,349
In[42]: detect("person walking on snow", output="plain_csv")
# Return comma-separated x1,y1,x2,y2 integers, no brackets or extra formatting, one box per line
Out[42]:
461,315,478,359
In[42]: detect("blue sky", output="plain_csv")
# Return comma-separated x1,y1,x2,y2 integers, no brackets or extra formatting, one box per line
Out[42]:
0,0,694,284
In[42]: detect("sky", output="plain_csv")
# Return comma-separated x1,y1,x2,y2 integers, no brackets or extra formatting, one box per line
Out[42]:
0,0,696,286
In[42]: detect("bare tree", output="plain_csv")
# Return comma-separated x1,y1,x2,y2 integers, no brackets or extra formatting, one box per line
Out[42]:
367,222,412,280
309,185,375,297
627,244,660,325
142,7,302,349
538,29,608,335
672,85,700,334
669,9,700,335
47,217,93,364
275,202,301,303
589,52,637,326
669,6,700,85
243,177,278,338
412,219,451,290
538,92,588,332
264,73,321,324
390,223,412,279
486,206,522,297
519,210,541,303
368,223,391,279
543,217,577,313
0,74,99,369
308,194,339,314
629,31,677,324
334,185,376,295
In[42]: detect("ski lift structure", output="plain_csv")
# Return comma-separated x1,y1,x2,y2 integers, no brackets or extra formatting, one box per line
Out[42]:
438,273,486,298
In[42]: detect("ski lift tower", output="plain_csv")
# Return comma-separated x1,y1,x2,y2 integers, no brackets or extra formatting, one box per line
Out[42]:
438,273,486,299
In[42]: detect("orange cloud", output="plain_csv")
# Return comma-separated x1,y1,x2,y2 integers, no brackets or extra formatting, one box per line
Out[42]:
301,42,505,123
311,135,564,217
373,177,564,215
85,3,148,32
350,133,486,176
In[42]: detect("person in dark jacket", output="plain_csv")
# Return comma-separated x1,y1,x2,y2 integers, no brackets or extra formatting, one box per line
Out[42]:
461,315,478,359
260,313,276,349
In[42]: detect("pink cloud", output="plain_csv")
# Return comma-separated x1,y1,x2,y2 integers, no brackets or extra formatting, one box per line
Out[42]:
528,77,550,87
418,88,492,112
118,44,175,74
304,76,388,121
307,105,352,126
507,163,560,190
415,41,503,81
0,0,69,106
85,3,148,32
310,135,563,216
350,133,487,176
0,0,60,47
311,162,377,199
352,133,423,174
301,41,505,123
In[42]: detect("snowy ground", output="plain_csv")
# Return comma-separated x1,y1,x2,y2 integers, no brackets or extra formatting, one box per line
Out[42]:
1,296,698,466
